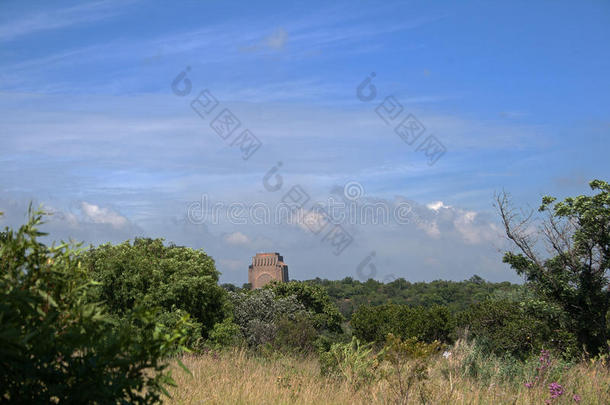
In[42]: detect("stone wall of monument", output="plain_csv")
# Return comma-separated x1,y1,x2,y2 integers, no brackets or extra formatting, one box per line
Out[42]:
248,252,289,289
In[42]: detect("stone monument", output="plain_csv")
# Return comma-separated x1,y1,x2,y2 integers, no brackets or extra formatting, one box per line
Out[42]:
248,252,289,289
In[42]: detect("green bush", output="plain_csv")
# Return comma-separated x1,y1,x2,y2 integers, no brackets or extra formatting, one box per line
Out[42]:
84,237,228,343
458,299,578,359
307,276,521,320
208,318,243,348
381,334,441,404
0,208,190,404
274,313,318,354
266,281,344,334
229,289,309,347
318,337,380,389
351,304,455,345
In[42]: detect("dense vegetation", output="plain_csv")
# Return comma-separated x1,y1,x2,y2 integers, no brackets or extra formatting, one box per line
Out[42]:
0,209,190,404
1,180,609,403
351,304,455,345
303,275,520,319
84,238,228,345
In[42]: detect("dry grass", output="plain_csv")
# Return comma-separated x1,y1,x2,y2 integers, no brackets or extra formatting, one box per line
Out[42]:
165,343,610,404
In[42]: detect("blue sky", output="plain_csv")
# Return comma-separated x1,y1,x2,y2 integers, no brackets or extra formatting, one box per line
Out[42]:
1,0,609,285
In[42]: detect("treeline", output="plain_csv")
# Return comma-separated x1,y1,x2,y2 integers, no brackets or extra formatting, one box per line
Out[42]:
304,276,520,319
223,276,522,321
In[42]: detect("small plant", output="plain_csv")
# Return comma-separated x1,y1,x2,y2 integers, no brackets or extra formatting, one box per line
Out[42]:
525,349,552,388
548,382,564,399
524,349,581,404
319,336,380,389
380,334,441,405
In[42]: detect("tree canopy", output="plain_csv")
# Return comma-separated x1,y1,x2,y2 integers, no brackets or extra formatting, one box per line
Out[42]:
84,238,228,342
498,179,610,355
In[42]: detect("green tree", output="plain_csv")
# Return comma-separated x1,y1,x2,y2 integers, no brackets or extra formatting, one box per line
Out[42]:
351,304,455,345
228,289,307,347
459,299,577,359
84,238,227,343
497,180,610,355
266,281,344,333
0,208,189,404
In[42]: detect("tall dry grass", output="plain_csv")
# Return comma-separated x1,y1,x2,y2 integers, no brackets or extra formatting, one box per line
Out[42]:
165,341,610,404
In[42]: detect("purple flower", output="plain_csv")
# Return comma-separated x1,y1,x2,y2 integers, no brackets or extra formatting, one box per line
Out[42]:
538,349,551,370
549,382,564,399
525,382,533,389
573,394,581,402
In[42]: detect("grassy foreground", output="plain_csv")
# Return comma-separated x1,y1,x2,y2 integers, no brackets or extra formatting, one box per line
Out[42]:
166,341,610,404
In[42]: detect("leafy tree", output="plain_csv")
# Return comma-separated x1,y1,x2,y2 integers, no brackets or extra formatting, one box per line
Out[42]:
221,283,240,292
266,281,344,333
351,304,455,345
274,313,318,354
497,180,610,355
0,208,189,404
84,238,227,343
228,289,308,347
208,317,243,348
226,286,336,353
459,299,577,359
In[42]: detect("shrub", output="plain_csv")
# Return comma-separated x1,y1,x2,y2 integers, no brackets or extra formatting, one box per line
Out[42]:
84,237,228,343
380,334,441,404
318,337,381,389
274,313,318,354
0,208,189,404
229,289,309,347
458,299,578,359
208,318,243,348
266,281,344,333
351,304,455,345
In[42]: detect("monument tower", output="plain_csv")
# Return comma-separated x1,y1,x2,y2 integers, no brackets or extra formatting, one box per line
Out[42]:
248,252,289,289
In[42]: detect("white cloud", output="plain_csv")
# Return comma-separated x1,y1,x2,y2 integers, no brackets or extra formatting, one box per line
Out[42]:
426,201,451,211
81,202,128,228
224,231,251,245
417,220,441,238
452,209,501,245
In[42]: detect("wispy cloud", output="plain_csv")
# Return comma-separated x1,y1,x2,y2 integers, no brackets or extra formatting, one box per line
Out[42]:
224,231,251,245
0,1,135,42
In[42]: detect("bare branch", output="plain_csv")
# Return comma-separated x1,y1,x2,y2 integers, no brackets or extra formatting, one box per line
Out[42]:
494,191,542,267
540,210,579,271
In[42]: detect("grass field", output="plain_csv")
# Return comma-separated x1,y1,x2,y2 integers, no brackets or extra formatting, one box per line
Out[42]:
166,340,610,404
